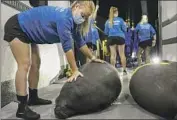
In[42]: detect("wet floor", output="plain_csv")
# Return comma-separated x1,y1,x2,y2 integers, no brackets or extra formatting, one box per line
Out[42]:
1,69,162,119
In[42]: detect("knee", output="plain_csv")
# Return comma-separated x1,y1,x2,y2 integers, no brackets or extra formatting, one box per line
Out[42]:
110,55,116,62
31,58,41,70
120,53,126,60
18,59,31,72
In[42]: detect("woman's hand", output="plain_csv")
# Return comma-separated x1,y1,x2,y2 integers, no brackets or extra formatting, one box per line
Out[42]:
91,56,105,63
66,70,84,83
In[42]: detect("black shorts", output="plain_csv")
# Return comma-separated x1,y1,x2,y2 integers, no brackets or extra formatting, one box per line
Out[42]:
3,14,30,43
108,36,125,46
139,39,152,48
86,42,97,51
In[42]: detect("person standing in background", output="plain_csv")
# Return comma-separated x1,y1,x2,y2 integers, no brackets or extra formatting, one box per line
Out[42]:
125,19,133,58
85,5,99,62
135,15,156,66
104,7,127,73
91,21,101,58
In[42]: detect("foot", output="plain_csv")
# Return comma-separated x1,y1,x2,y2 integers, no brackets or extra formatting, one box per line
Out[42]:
28,97,52,106
16,104,40,120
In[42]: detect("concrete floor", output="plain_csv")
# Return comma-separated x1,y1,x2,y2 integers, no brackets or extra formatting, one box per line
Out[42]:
1,69,162,119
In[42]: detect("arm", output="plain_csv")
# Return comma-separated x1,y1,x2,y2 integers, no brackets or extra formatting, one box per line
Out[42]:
104,21,109,36
150,25,157,47
57,20,78,72
91,5,99,20
74,27,104,63
65,50,78,72
121,19,127,33
150,25,156,40
73,28,95,60
80,45,95,60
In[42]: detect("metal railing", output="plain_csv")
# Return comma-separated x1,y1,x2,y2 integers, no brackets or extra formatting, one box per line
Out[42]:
1,0,31,12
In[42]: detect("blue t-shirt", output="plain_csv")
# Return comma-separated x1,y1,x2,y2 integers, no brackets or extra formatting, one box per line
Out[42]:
104,17,126,39
18,6,85,52
135,23,156,42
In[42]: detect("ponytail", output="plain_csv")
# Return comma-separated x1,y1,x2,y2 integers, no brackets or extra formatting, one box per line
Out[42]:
109,7,118,28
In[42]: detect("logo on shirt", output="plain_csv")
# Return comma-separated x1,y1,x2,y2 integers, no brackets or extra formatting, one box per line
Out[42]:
109,20,120,26
55,7,65,12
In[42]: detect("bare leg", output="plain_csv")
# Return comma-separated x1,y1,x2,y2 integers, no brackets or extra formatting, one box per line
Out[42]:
28,44,52,105
10,38,40,119
145,46,151,64
118,44,126,70
109,45,117,67
10,38,31,96
137,47,144,66
28,44,41,89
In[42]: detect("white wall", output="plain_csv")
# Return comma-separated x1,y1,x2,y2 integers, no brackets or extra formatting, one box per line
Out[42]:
161,1,177,22
162,43,177,61
0,1,70,89
161,1,177,62
0,4,20,83
48,1,70,7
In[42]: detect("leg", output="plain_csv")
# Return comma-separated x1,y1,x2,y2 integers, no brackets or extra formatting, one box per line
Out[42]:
10,39,31,97
28,44,40,89
109,45,117,67
118,44,126,70
137,47,144,66
145,46,151,64
28,44,52,105
9,38,40,119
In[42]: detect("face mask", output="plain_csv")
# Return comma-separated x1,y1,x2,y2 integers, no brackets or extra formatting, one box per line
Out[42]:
73,13,85,25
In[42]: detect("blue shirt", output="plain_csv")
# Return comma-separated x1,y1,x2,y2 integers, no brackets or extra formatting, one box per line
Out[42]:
18,6,85,52
135,23,156,42
104,17,126,39
91,26,99,45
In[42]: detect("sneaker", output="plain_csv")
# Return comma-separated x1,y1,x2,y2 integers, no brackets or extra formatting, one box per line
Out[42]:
16,103,40,120
28,97,52,106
